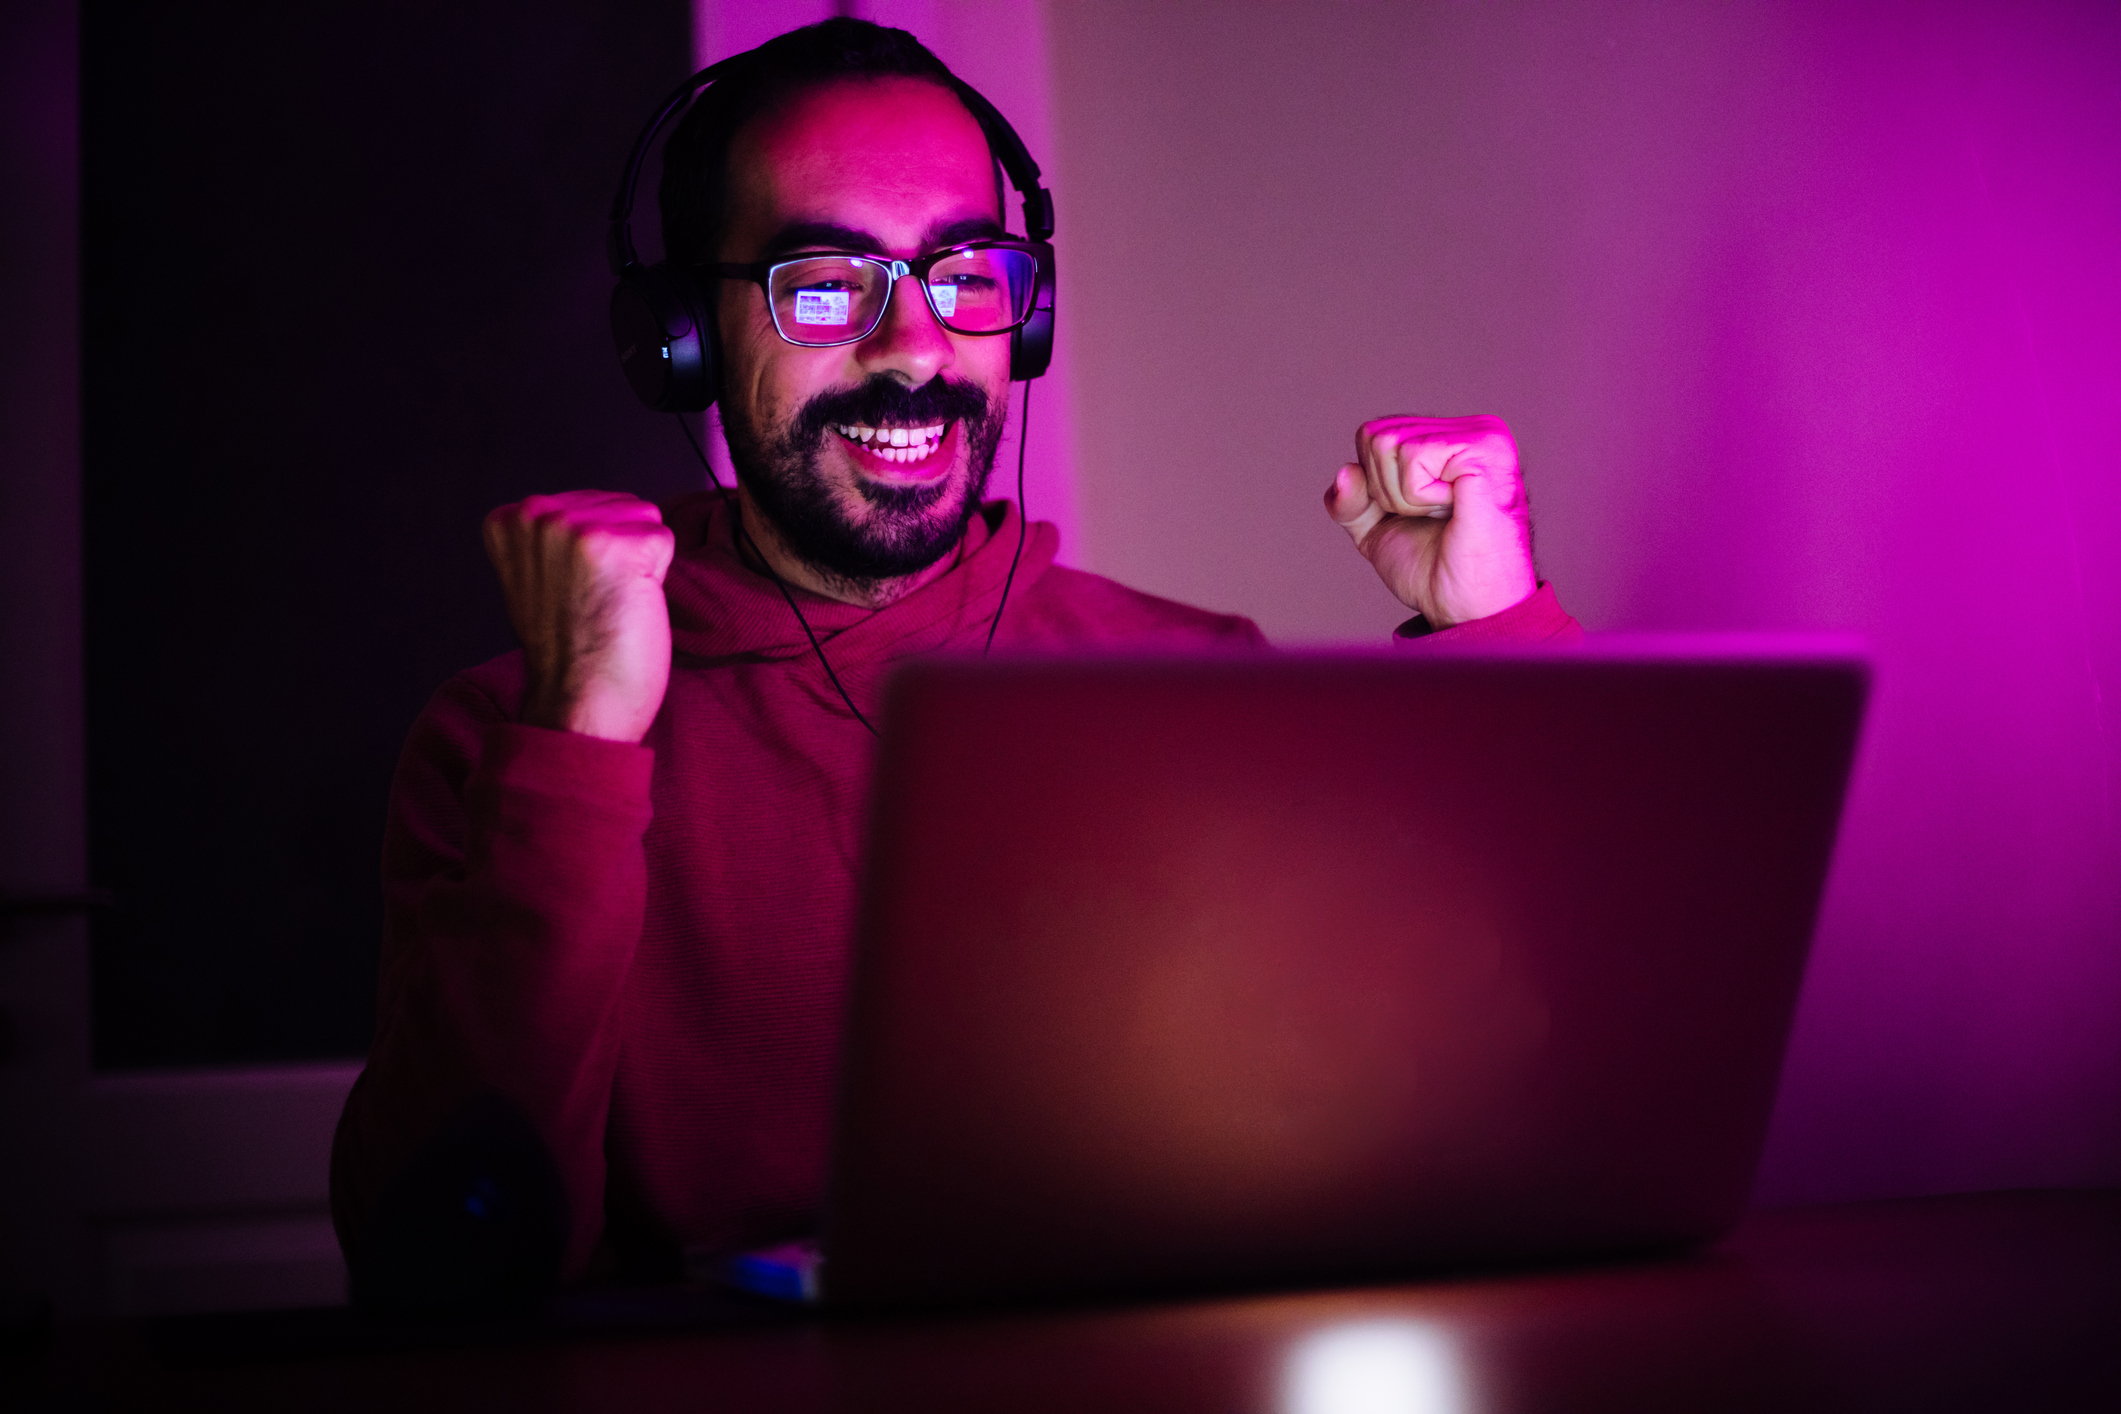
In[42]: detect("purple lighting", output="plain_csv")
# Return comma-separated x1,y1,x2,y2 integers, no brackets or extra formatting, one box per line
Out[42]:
1049,0,2121,1208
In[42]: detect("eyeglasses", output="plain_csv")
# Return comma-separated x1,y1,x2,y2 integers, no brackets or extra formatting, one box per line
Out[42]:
712,239,1045,348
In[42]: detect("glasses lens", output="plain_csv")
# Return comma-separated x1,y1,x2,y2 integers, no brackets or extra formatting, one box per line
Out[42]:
925,247,1039,332
768,257,889,345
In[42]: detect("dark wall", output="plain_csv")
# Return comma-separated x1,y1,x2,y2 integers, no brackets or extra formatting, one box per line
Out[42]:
83,1,698,1067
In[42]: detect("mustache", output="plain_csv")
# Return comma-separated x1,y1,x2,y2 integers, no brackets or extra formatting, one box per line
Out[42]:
726,368,1011,588
791,374,993,441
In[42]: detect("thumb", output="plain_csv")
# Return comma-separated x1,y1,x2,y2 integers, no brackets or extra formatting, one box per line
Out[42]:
1324,463,1384,547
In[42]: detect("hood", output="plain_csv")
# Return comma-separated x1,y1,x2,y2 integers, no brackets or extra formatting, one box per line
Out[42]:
659,490,1058,666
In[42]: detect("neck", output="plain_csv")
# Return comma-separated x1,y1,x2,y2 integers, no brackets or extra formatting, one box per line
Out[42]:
731,487,960,611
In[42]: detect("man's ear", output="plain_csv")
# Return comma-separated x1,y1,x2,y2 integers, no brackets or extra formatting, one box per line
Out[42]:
609,260,719,412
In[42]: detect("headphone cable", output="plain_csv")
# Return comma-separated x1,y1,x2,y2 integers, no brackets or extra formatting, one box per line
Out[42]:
673,412,877,735
985,379,1031,654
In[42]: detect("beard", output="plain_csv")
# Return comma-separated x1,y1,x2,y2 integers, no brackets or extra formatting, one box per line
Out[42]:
721,372,1009,591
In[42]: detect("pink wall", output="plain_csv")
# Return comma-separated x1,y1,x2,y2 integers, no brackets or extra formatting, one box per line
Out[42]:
1050,1,2121,1204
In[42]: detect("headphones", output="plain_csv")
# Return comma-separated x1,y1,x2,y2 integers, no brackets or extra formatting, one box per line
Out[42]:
607,56,1057,413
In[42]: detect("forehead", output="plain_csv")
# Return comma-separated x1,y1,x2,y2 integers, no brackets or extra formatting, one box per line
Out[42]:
723,77,1000,251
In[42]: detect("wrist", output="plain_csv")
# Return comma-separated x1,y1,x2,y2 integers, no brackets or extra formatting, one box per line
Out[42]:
561,689,655,743
1426,579,1535,629
520,674,653,744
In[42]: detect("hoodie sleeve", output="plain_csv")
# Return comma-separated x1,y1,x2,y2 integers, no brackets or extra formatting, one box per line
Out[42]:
1392,582,1584,648
331,667,654,1293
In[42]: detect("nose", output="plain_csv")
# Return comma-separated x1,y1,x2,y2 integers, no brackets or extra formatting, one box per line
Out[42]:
855,272,955,387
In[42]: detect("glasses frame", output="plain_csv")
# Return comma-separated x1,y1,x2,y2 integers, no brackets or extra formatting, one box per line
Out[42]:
710,238,1050,349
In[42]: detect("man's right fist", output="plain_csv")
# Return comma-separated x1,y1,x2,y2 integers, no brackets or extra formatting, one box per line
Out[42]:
482,491,675,744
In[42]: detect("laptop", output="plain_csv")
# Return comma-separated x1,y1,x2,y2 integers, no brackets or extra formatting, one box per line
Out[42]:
725,638,1869,1310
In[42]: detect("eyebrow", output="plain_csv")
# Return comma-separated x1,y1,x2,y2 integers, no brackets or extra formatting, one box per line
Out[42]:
757,215,1011,261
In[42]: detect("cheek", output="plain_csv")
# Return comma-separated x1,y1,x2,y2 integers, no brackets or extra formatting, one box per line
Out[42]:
955,333,1016,404
724,328,846,429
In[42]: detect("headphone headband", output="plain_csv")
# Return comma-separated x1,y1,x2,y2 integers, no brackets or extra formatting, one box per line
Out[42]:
606,58,741,276
607,59,1055,276
943,79,1054,241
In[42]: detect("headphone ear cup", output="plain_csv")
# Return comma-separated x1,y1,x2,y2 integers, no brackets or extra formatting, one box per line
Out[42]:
1009,258,1055,382
610,263,718,411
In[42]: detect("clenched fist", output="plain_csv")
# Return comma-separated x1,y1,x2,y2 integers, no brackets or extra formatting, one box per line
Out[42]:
482,491,676,743
1324,415,1537,629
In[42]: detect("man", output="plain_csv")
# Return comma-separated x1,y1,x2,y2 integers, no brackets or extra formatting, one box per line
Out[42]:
332,19,1579,1303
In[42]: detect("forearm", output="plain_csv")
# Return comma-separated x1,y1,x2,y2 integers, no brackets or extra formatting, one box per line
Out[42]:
333,710,655,1293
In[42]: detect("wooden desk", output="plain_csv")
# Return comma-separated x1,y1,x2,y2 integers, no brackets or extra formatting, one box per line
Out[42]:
20,1189,2119,1412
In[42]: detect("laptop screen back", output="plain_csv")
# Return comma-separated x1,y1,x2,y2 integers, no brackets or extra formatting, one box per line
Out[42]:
821,643,1868,1308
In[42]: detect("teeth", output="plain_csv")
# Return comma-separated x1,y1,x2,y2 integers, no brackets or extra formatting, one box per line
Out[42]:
835,423,950,463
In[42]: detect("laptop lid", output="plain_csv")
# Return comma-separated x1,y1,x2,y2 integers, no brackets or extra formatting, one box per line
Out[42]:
817,641,1869,1309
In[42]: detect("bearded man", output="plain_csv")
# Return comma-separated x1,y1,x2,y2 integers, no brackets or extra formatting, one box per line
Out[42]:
331,18,1580,1304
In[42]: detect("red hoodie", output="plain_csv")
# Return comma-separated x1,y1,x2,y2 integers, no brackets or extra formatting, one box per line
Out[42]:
330,492,1581,1279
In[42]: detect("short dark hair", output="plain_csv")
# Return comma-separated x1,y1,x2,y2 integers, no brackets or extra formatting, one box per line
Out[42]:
657,18,997,266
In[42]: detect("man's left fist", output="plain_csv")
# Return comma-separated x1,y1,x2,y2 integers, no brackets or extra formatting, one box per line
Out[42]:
1324,414,1537,628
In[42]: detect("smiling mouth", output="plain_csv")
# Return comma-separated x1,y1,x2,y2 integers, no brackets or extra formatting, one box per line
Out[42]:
833,421,950,466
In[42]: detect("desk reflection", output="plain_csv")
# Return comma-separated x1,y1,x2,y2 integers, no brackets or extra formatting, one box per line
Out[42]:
1281,1318,1470,1414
